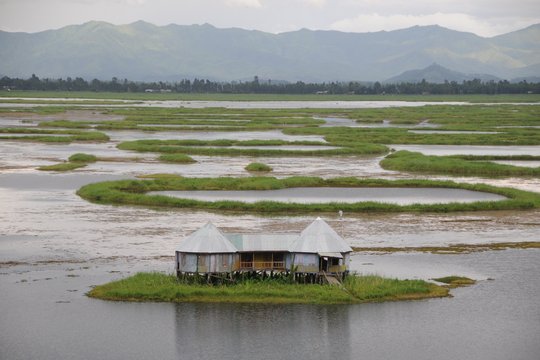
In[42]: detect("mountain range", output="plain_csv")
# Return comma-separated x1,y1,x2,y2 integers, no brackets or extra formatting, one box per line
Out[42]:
0,21,539,82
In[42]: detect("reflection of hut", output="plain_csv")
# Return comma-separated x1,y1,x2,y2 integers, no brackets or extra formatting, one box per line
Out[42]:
175,218,352,282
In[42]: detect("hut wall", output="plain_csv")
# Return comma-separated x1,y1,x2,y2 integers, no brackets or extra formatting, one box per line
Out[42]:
292,253,319,273
196,253,239,273
284,253,293,270
177,252,198,272
343,253,351,270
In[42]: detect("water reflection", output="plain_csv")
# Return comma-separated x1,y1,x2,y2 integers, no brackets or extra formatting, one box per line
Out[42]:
174,303,351,360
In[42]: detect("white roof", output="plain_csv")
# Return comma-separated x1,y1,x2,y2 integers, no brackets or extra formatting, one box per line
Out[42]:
225,234,297,252
176,222,238,253
289,217,352,254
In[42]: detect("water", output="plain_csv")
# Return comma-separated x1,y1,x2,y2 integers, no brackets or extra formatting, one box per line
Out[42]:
0,98,469,109
104,129,326,142
320,117,439,128
152,187,506,205
1,251,538,360
1,102,539,359
492,160,540,168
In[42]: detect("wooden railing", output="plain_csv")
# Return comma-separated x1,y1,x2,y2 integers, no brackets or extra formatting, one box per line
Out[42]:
239,261,285,270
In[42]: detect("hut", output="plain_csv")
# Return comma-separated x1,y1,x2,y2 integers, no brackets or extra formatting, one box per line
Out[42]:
289,217,352,275
175,222,239,275
175,218,352,280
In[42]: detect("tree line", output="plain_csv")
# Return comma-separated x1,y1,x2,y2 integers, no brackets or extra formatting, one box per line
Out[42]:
1,74,538,95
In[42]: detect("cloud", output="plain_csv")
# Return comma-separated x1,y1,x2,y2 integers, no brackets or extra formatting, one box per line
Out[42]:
224,0,262,8
298,0,326,7
330,12,537,37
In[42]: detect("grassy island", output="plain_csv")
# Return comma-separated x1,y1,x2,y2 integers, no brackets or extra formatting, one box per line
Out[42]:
117,139,388,157
77,176,540,213
245,162,273,172
0,128,110,143
87,272,452,304
38,152,98,172
381,151,540,177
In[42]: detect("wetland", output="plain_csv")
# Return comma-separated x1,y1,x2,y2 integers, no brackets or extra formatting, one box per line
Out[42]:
1,96,539,360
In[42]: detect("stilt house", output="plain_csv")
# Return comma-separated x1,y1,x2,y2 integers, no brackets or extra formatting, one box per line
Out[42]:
175,218,352,279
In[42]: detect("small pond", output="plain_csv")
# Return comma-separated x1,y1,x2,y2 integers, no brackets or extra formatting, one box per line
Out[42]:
151,187,506,205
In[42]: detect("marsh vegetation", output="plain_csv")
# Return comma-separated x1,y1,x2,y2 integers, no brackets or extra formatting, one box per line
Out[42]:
87,272,450,304
76,176,540,213
380,151,540,177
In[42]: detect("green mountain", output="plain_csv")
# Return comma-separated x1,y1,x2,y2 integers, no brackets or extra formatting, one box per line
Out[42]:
385,63,501,83
0,21,538,81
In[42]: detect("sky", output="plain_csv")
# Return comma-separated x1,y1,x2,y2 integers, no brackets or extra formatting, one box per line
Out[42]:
0,0,539,37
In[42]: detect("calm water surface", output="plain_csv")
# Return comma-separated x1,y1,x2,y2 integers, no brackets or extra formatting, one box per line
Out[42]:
152,187,506,205
1,251,538,360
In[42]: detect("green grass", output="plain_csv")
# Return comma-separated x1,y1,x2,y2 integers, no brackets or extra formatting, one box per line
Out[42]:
4,90,540,103
158,154,197,164
245,162,273,172
0,128,110,143
39,153,98,172
39,120,91,129
87,272,450,304
76,176,540,214
68,153,98,163
380,151,540,177
38,162,88,171
117,139,388,157
432,276,476,287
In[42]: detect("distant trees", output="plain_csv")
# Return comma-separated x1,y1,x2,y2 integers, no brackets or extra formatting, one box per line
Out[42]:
1,75,539,95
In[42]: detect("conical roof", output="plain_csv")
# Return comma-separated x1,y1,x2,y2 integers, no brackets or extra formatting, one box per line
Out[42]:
176,222,238,253
289,217,352,254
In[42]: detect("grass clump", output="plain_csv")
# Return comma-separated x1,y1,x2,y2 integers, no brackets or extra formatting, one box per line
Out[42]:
68,153,98,163
39,120,90,129
38,162,88,172
245,162,273,172
39,152,98,172
343,275,448,301
0,128,109,143
380,151,540,177
158,154,197,164
432,276,476,288
87,272,450,304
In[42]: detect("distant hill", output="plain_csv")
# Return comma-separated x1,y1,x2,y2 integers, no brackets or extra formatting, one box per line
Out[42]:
385,63,500,83
0,21,539,81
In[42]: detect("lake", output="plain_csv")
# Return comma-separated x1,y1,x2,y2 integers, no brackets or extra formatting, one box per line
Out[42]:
1,250,538,360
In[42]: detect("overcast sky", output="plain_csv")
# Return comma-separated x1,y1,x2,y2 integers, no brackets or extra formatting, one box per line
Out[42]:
1,0,539,37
